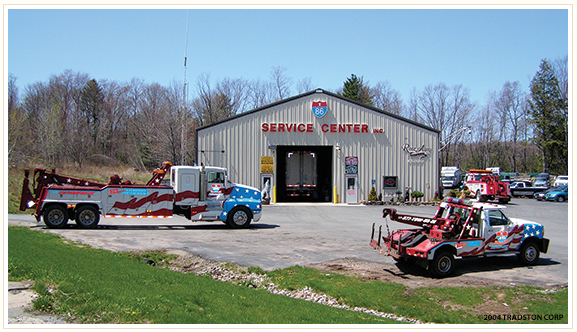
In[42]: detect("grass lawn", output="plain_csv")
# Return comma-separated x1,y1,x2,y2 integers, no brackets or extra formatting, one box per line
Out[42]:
8,226,568,325
8,226,397,324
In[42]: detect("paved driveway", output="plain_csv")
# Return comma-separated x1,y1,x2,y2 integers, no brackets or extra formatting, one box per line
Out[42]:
8,198,568,287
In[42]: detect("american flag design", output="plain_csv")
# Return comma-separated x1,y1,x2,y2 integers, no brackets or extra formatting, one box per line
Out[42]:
220,184,262,221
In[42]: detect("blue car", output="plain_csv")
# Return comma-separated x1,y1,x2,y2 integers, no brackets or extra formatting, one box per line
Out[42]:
544,185,568,202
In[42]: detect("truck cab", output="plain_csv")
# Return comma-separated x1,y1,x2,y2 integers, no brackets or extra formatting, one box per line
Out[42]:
171,165,262,228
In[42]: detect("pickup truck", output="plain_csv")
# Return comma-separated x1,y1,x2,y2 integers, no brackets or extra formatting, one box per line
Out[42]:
509,181,549,197
370,197,549,277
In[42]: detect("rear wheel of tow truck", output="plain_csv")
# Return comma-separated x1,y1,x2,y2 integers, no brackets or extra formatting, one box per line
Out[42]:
226,207,252,229
75,205,100,229
43,205,69,229
429,251,455,278
518,241,540,265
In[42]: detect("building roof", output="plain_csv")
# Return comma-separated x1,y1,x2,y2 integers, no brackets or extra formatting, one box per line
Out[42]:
196,88,440,134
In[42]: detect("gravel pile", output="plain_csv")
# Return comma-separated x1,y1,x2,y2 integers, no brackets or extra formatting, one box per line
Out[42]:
174,256,422,324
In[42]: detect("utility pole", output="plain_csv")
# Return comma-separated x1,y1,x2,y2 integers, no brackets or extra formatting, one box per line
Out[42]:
181,10,190,165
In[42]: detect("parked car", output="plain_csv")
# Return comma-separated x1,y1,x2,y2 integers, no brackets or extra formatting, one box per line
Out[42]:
554,175,569,187
534,187,557,200
534,173,550,187
544,185,568,202
510,181,548,197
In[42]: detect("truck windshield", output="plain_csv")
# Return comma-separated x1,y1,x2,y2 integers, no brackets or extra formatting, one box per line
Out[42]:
207,172,225,183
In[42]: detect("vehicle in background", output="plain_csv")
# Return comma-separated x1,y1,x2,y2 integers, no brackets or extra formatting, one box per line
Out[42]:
534,187,558,201
487,167,501,176
544,185,568,202
509,181,549,198
554,175,569,187
534,173,550,187
285,150,317,198
440,167,462,189
464,169,511,204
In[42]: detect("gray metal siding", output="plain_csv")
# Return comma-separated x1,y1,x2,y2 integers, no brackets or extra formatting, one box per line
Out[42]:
197,91,440,201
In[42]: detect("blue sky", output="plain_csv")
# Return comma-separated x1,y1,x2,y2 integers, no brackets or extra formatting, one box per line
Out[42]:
7,6,569,106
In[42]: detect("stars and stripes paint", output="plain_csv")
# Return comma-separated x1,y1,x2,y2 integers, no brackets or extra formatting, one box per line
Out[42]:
220,185,262,220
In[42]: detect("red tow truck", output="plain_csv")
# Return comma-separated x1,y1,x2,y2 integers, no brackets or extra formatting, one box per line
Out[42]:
370,197,549,277
464,169,511,204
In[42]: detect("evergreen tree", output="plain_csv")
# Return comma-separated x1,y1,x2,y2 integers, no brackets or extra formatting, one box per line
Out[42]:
340,74,373,105
528,60,568,174
79,79,105,152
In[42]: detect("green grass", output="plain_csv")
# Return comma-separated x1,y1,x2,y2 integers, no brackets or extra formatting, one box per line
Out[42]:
8,226,396,324
266,266,568,324
8,226,568,324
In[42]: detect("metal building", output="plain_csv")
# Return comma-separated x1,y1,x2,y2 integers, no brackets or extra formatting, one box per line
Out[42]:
196,89,440,204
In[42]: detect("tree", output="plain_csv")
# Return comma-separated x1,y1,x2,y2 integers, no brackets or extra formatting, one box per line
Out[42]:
296,77,314,94
79,79,105,148
493,81,528,172
528,59,568,174
8,74,28,162
414,83,473,166
371,81,404,115
339,74,373,105
270,66,292,101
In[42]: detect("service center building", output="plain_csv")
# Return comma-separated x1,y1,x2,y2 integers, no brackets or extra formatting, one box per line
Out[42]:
196,89,440,204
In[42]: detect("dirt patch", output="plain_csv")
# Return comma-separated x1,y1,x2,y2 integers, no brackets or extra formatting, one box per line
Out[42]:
7,281,68,324
308,257,512,289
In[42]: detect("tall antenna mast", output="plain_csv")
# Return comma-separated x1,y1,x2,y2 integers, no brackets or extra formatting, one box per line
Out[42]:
181,10,190,165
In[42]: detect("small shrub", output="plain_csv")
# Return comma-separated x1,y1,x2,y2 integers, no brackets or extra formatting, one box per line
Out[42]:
368,186,378,201
448,190,459,198
411,191,424,199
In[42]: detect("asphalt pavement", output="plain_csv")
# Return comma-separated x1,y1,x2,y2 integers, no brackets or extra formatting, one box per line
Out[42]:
8,198,569,287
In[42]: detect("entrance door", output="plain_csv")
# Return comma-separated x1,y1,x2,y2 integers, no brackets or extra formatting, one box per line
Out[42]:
276,145,332,202
345,175,358,204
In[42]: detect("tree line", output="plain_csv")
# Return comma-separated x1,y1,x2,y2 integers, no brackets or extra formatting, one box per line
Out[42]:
8,58,568,175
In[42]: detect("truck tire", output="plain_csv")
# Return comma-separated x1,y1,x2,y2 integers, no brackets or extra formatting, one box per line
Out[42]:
518,241,540,265
429,251,455,278
227,207,252,229
75,205,100,229
43,205,69,229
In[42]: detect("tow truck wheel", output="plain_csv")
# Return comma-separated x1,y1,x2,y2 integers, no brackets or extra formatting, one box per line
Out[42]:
43,205,69,229
227,207,252,229
75,206,100,229
429,251,455,278
518,241,540,265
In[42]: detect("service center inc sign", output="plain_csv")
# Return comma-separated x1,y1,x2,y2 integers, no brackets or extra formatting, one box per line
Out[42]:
262,101,385,134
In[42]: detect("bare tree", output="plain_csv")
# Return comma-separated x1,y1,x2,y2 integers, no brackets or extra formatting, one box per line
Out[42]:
467,103,499,169
415,83,473,166
217,77,250,115
493,81,527,172
270,66,292,101
371,81,404,115
247,79,273,109
8,74,27,162
296,77,314,94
